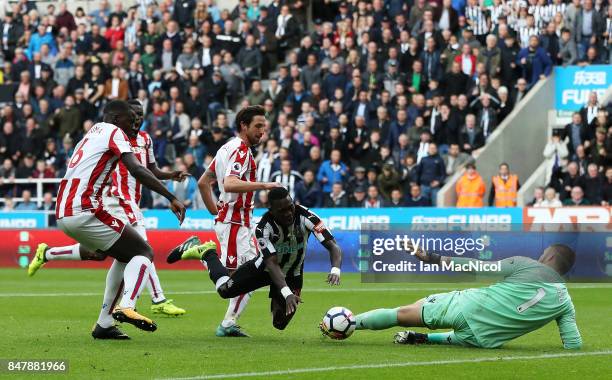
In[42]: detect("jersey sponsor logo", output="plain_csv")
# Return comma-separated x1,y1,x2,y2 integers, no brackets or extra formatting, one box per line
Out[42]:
524,207,611,231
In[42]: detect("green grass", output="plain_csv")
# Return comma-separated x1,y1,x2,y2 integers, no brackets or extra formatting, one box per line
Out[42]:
1,268,611,380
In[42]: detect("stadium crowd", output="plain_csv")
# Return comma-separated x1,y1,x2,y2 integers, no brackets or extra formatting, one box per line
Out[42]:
0,0,610,210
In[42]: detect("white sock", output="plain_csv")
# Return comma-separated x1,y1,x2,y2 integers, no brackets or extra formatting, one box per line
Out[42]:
45,244,81,261
96,260,126,328
221,292,252,328
146,263,166,303
119,256,151,309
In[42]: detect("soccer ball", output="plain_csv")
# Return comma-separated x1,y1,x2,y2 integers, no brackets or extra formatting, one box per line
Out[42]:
321,306,356,340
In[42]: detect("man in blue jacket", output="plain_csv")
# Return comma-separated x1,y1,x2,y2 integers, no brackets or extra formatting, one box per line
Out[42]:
415,143,446,206
517,35,552,88
317,149,348,194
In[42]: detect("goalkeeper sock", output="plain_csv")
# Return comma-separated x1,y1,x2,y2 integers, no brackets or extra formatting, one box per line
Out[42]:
427,331,462,345
202,250,230,289
355,308,399,330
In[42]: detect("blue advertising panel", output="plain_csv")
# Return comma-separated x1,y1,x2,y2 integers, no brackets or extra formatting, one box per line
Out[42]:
0,212,47,229
142,207,524,231
555,65,612,111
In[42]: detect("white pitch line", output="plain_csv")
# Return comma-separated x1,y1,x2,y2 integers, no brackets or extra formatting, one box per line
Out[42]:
0,283,610,298
157,350,612,380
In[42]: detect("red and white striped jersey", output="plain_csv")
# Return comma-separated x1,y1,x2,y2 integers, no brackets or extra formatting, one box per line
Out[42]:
209,137,257,227
55,122,132,219
108,131,155,206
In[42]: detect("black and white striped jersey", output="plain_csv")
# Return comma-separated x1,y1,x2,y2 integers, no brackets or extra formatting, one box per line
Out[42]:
255,205,334,277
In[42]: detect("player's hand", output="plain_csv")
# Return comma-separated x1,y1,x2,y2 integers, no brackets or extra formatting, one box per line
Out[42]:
170,199,186,225
171,170,191,182
285,293,301,315
264,182,283,190
405,240,429,262
327,272,340,286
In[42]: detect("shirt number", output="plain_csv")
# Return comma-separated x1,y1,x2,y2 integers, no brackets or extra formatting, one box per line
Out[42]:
517,287,545,313
68,138,89,168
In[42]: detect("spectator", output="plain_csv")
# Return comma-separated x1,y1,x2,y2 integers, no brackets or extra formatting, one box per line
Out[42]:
3,197,14,211
295,169,323,208
364,185,384,208
385,188,407,207
348,185,366,208
317,149,348,194
405,184,431,207
562,186,591,206
517,35,553,88
270,159,303,198
104,67,129,101
416,143,446,204
377,163,401,201
603,167,612,206
558,28,578,65
39,191,55,211
15,189,37,210
455,163,486,207
536,187,563,208
443,143,473,178
323,182,348,207
543,130,569,185
529,186,545,207
185,135,206,169
459,113,484,154
581,163,605,204
489,163,520,207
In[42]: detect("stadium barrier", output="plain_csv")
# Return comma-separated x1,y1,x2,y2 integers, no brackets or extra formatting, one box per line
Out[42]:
1,207,609,274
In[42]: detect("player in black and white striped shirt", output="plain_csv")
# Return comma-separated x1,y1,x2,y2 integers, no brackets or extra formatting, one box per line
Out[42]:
167,187,343,331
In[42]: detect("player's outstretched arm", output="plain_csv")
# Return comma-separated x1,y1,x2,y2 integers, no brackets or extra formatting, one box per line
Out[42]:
223,175,282,193
322,239,342,285
264,255,301,315
198,169,219,215
147,162,191,182
122,152,186,223
407,241,515,277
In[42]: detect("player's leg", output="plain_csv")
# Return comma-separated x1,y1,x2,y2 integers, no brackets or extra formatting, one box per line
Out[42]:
147,263,186,316
218,225,257,337
394,291,474,347
27,243,106,276
92,259,130,340
126,222,186,317
270,279,302,330
99,214,157,332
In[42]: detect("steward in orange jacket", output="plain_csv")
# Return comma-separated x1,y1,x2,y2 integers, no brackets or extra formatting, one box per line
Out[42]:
455,164,486,207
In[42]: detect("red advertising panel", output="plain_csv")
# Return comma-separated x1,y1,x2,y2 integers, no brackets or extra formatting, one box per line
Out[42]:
0,229,217,269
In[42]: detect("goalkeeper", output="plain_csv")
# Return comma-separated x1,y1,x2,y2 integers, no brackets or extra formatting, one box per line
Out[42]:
343,243,582,349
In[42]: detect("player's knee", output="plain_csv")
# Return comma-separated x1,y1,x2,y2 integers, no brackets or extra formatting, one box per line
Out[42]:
87,251,107,261
272,316,291,330
397,303,422,326
217,285,232,299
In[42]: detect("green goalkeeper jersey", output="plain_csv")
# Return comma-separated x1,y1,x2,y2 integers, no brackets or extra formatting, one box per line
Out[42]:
452,256,582,349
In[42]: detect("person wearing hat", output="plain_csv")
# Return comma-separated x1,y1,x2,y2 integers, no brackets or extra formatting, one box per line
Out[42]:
348,185,367,207
348,166,368,190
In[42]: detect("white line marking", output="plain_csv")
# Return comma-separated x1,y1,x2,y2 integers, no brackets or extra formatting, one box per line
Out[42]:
0,284,609,298
156,350,612,380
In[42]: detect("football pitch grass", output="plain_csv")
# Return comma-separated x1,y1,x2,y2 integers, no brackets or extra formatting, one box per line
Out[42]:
1,268,611,380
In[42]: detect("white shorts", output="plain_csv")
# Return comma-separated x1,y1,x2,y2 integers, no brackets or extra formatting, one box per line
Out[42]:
57,208,125,252
103,195,147,240
213,222,257,269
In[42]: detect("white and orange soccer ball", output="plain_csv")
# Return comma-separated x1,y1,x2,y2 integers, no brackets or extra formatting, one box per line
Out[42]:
320,306,356,340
